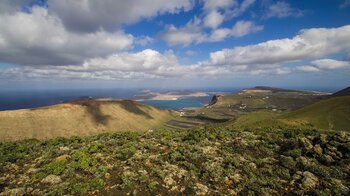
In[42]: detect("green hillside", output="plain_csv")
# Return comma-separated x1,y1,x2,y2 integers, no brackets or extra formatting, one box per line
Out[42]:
183,87,326,123
281,96,350,131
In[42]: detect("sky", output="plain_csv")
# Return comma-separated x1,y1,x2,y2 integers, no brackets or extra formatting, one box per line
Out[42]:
0,0,350,90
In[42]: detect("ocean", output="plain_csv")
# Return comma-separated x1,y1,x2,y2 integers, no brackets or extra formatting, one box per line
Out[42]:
0,89,230,111
0,87,337,111
0,89,138,111
141,96,211,110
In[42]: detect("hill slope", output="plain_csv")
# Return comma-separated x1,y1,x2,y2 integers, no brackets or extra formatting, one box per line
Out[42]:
241,86,309,93
332,86,350,97
281,96,350,131
0,122,349,195
184,87,326,122
0,100,174,141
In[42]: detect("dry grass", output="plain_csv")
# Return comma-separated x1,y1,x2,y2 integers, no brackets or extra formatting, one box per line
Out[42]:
0,100,174,141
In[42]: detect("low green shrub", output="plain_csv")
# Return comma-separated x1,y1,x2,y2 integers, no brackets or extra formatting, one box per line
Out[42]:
114,143,137,161
70,150,98,174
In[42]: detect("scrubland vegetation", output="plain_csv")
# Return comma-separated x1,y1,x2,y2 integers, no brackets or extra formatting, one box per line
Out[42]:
1,123,349,195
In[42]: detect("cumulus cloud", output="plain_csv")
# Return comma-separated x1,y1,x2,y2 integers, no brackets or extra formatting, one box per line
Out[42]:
205,25,350,66
202,0,256,29
312,59,350,70
226,0,256,18
209,21,263,41
0,49,236,80
203,0,255,17
265,1,305,18
296,59,350,72
295,65,320,72
203,0,236,11
229,20,263,37
0,0,28,13
0,7,133,66
0,1,348,82
203,10,225,29
81,49,179,72
160,17,207,46
161,20,262,46
48,0,194,32
161,0,258,46
136,36,154,46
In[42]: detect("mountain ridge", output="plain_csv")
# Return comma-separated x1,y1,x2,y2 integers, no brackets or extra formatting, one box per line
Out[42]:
332,86,350,97
0,100,174,141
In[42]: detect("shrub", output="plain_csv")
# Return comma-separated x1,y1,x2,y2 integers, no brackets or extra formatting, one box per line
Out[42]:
114,144,137,161
169,151,185,162
43,159,66,175
69,178,104,194
148,181,159,192
152,168,166,180
280,156,296,169
71,150,98,174
224,155,241,167
305,164,331,178
88,143,105,154
285,149,302,158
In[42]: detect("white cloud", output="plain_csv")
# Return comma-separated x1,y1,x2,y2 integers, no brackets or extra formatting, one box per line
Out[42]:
0,0,28,13
229,20,263,37
226,0,256,18
136,36,154,46
203,0,255,16
265,1,305,18
48,0,194,32
295,59,350,73
312,59,350,70
202,0,255,28
160,17,207,46
203,0,236,11
209,21,263,41
161,20,262,46
206,25,350,66
203,10,225,29
82,49,179,72
0,49,235,80
0,7,133,66
249,67,291,75
295,65,320,72
161,0,258,46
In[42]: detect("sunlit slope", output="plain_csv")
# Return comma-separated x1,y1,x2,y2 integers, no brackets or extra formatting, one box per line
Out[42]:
183,87,326,122
0,100,174,141
281,96,350,131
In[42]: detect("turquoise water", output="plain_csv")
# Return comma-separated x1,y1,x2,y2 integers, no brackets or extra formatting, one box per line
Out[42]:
141,96,211,110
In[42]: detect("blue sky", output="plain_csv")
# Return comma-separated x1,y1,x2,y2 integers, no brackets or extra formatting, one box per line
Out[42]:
0,0,350,90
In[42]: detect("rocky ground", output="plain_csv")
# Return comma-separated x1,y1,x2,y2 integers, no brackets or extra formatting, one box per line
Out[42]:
0,125,349,195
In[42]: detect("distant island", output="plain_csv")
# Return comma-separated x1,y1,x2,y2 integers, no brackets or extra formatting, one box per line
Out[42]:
134,90,210,101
